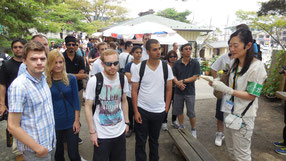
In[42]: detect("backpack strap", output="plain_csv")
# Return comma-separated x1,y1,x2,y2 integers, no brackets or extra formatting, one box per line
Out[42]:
119,72,125,100
162,60,168,102
125,54,130,69
93,72,103,114
138,60,147,93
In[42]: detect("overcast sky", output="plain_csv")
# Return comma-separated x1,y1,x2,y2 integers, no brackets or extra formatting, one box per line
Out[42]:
122,0,268,29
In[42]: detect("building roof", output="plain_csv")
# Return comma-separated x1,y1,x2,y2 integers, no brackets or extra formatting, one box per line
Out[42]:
99,14,212,32
206,41,228,48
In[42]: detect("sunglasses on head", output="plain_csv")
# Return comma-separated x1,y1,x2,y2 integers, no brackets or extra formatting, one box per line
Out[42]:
66,43,76,47
103,61,119,66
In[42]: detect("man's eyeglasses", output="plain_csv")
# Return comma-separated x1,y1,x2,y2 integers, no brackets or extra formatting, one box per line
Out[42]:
103,61,119,67
66,43,76,47
183,48,192,50
169,56,177,58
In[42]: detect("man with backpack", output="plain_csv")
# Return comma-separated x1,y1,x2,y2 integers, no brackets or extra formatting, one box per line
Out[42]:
119,41,133,72
131,39,173,161
85,49,129,161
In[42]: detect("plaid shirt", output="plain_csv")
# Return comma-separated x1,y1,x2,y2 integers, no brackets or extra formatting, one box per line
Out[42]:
8,70,56,152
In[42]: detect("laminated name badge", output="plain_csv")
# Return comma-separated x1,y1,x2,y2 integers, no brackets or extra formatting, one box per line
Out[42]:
220,94,233,113
247,82,263,97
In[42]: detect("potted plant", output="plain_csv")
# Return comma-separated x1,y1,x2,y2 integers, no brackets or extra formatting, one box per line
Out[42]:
262,50,286,100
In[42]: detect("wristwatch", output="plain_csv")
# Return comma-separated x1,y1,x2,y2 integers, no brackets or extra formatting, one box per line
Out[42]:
183,79,186,84
125,122,130,126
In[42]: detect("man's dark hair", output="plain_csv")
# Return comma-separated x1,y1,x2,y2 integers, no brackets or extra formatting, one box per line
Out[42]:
124,41,132,50
119,39,125,46
180,43,192,52
130,46,142,55
11,38,27,48
146,39,159,51
109,42,117,50
235,24,250,30
143,33,151,39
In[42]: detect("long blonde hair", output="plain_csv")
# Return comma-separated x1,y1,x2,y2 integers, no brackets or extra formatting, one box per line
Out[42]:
45,49,69,87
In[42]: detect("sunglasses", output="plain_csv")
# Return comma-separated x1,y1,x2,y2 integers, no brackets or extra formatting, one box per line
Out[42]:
170,56,177,58
183,48,192,50
66,43,76,47
103,61,119,66
13,46,23,49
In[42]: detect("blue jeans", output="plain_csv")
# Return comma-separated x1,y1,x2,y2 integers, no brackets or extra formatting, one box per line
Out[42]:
135,107,166,161
55,128,81,161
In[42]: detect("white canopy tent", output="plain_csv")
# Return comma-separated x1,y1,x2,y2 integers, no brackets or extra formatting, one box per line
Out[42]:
152,33,188,45
102,21,188,44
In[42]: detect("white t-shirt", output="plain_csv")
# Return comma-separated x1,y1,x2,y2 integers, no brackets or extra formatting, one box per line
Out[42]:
211,53,232,72
228,60,267,117
91,59,104,75
126,62,137,98
131,61,174,113
85,72,129,139
140,47,149,61
119,52,133,69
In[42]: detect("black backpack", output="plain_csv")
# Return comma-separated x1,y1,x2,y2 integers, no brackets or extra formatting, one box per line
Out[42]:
92,72,125,114
138,60,168,101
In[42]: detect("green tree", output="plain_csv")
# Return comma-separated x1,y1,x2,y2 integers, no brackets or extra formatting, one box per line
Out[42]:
0,0,62,39
257,0,286,16
236,10,286,51
42,0,88,36
157,8,191,23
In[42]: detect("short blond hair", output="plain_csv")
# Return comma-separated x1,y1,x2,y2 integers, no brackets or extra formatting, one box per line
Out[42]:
23,40,47,59
100,49,118,62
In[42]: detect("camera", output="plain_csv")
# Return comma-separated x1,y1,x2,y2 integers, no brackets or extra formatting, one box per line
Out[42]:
279,66,286,74
0,111,8,121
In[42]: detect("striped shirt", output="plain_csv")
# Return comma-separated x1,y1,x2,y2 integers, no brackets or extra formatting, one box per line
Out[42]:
8,70,56,152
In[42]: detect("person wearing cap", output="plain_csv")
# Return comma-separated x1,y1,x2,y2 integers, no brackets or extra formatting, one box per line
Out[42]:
63,35,87,144
50,41,56,51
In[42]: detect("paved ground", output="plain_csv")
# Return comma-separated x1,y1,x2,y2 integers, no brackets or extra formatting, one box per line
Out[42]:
1,79,286,161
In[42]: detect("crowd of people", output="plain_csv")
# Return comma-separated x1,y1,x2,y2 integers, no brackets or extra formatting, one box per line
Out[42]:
0,23,285,161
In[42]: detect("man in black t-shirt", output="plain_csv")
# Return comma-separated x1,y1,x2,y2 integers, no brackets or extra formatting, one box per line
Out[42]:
0,38,27,161
173,43,200,139
63,35,87,144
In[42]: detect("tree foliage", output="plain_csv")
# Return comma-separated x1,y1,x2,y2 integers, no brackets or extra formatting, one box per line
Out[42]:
257,0,286,16
236,10,286,51
157,8,191,23
0,0,128,41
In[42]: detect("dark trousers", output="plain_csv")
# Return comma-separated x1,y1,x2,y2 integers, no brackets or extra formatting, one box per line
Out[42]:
55,128,81,161
93,132,126,161
135,107,166,161
283,101,286,144
127,96,134,130
163,88,176,123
